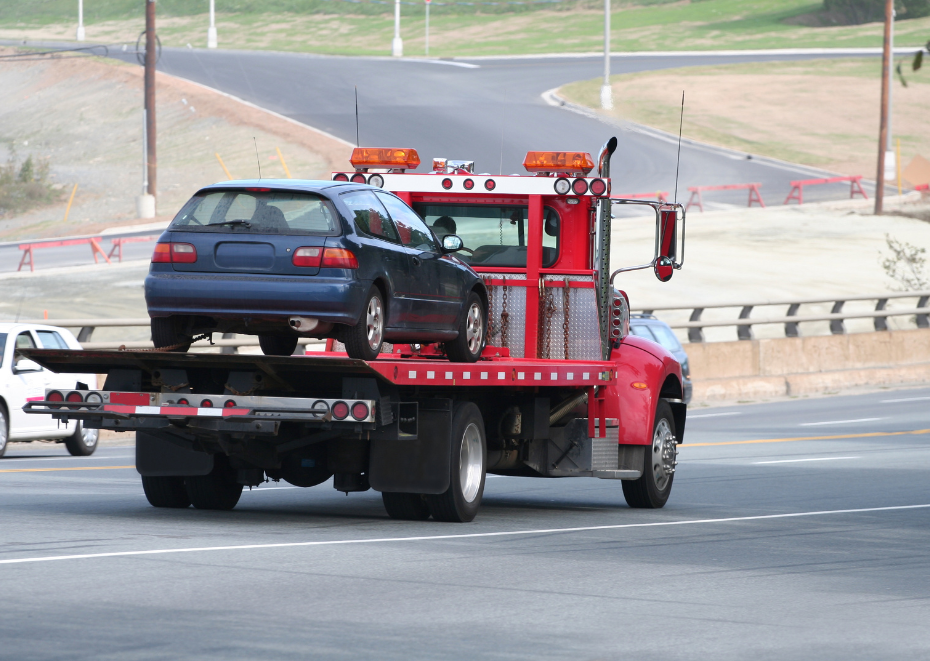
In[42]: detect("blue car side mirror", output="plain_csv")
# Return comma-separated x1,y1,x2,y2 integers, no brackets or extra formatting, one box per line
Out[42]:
442,234,464,253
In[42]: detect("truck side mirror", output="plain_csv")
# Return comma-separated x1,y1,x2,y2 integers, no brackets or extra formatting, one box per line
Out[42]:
14,358,42,374
441,234,464,253
654,206,681,282
654,256,673,282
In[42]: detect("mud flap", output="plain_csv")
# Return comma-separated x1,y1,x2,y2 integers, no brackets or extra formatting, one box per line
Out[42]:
368,399,451,494
135,431,214,477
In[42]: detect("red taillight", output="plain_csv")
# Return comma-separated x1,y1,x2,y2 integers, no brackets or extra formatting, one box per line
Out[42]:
463,178,474,190
200,399,213,408
572,178,589,195
589,178,607,196
244,187,270,192
321,248,358,269
177,398,190,406
47,391,64,409
351,402,369,421
66,392,84,403
224,399,237,408
350,173,367,184
441,178,453,190
292,247,323,268
152,242,197,264
332,173,349,182
332,401,349,420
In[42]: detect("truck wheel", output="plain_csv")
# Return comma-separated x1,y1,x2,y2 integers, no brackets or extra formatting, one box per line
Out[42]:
185,458,243,510
259,334,299,356
622,400,677,509
343,287,384,361
427,402,486,522
152,316,192,352
0,404,8,458
141,476,191,508
382,493,431,520
445,293,487,363
64,421,98,456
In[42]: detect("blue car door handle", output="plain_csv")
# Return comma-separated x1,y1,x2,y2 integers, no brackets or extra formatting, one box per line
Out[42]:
411,256,421,266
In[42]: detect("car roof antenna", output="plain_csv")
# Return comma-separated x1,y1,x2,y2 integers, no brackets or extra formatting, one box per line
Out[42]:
355,86,360,148
674,90,684,204
253,137,262,180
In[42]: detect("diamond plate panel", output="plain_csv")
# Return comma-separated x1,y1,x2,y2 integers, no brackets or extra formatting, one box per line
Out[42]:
483,273,527,358
539,275,601,361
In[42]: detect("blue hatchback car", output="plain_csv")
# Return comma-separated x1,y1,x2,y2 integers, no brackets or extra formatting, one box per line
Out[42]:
145,180,488,362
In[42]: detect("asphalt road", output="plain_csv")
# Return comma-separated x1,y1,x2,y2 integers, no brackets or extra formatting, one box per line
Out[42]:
1,387,928,659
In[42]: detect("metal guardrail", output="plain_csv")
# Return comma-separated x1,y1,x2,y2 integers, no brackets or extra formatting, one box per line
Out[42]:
637,290,930,342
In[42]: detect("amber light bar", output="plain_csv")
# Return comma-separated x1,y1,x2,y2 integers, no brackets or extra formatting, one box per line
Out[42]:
349,147,421,170
523,151,595,175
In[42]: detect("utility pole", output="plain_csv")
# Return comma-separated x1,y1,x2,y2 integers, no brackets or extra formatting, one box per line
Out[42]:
600,0,612,109
874,0,893,215
392,0,403,57
76,0,85,41
425,0,430,57
208,0,218,48
137,0,158,218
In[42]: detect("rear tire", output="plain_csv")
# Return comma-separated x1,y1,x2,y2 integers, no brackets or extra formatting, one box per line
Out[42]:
64,421,98,456
445,292,486,363
622,400,677,509
185,457,243,510
151,316,192,352
0,404,8,458
259,334,299,356
141,476,191,508
344,287,384,361
427,402,486,522
382,492,431,520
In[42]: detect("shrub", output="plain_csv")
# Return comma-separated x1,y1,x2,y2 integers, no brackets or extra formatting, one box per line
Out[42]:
823,0,930,23
0,150,59,217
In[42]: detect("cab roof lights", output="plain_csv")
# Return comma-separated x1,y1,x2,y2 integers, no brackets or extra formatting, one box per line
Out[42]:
523,151,595,175
350,147,421,171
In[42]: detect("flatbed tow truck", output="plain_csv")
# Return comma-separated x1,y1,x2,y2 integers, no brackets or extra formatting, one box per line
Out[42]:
22,137,687,522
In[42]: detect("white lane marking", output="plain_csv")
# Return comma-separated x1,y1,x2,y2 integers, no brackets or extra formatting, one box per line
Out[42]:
1,503,927,566
754,456,861,465
882,396,930,404
417,59,480,69
799,418,882,427
245,486,301,492
689,412,741,419
1,454,133,462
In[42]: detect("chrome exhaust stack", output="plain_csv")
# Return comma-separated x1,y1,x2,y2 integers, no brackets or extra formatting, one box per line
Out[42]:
595,136,618,360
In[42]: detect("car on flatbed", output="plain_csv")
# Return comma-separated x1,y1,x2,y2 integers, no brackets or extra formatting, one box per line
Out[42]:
0,324,98,457
145,181,488,362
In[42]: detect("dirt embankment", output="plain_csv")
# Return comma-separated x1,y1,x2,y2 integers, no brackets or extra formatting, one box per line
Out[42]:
0,49,352,240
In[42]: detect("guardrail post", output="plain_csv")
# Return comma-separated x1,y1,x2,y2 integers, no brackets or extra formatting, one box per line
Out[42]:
785,303,800,337
830,301,846,334
77,327,94,342
688,308,704,343
221,332,238,354
737,306,753,341
918,296,929,328
874,298,888,331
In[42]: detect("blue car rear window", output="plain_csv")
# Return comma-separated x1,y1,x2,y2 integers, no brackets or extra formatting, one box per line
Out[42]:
169,190,339,235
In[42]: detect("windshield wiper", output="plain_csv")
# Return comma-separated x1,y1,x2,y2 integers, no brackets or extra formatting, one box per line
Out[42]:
207,219,252,229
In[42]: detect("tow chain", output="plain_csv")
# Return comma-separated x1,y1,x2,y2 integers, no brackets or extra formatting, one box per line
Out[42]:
562,284,571,359
500,278,509,349
543,286,557,359
485,279,495,343
120,333,212,352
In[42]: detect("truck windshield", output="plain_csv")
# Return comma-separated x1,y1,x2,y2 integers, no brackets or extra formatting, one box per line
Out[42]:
413,203,559,268
169,190,339,235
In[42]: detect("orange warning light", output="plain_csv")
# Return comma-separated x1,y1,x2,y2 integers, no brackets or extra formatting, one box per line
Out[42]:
350,147,421,170
523,151,595,175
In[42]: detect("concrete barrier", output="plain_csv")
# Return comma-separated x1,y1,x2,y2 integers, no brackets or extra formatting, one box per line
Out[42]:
689,328,930,402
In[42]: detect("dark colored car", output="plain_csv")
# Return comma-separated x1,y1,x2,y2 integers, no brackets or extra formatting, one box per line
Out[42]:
629,314,693,404
144,180,488,362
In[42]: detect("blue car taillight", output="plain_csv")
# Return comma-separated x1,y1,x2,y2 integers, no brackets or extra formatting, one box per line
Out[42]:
293,247,323,267
321,248,358,269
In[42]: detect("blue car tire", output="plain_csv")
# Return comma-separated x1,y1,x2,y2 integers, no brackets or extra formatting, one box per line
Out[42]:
343,286,385,361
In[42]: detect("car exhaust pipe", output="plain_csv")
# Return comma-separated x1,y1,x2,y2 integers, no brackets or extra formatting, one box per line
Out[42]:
289,317,321,333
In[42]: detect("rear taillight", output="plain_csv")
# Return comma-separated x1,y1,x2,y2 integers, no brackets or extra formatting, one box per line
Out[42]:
47,391,64,409
66,392,84,403
332,401,349,420
293,247,323,268
351,402,370,421
321,248,358,269
152,242,197,264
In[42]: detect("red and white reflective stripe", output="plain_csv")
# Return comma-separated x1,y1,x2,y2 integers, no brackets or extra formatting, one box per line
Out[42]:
369,362,614,386
103,404,249,417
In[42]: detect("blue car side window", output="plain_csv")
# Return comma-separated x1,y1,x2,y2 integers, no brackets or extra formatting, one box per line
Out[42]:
341,191,399,242
376,192,438,253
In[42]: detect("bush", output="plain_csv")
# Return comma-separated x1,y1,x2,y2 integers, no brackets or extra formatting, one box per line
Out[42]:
823,0,930,23
0,150,59,217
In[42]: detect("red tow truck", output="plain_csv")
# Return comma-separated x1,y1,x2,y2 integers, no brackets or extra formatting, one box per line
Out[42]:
23,137,687,522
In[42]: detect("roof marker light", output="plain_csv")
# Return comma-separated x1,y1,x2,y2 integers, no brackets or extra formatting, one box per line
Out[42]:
523,151,595,175
572,178,589,195
332,173,349,182
350,173,367,184
463,178,475,190
554,178,571,195
590,178,607,196
350,147,420,170
441,178,453,190
368,174,385,188
484,179,496,191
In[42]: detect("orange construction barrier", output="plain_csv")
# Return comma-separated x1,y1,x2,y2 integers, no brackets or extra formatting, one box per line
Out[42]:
783,175,867,205
685,183,764,213
18,237,110,272
108,235,156,262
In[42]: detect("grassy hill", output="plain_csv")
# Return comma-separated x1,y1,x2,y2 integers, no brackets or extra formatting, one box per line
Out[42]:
1,0,929,57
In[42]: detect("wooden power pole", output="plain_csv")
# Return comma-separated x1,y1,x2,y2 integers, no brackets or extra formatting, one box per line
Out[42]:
145,0,157,200
874,0,893,215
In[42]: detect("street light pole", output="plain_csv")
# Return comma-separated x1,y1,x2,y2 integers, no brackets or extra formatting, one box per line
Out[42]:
76,0,85,41
874,0,893,215
208,0,217,48
884,7,895,181
600,0,612,110
425,0,430,57
392,0,403,57
145,0,157,209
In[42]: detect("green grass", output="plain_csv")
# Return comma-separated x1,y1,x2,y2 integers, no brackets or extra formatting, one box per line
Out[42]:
2,0,929,57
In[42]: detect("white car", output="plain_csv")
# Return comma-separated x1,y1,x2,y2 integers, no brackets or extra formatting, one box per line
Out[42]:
0,324,99,457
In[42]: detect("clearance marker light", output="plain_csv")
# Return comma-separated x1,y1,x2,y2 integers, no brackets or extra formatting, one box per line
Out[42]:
631,382,649,390
523,151,595,175
349,147,420,171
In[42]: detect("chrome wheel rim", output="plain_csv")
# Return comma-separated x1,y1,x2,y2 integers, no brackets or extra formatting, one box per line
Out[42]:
465,303,483,355
366,296,384,351
81,426,99,448
459,422,483,503
651,418,677,491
